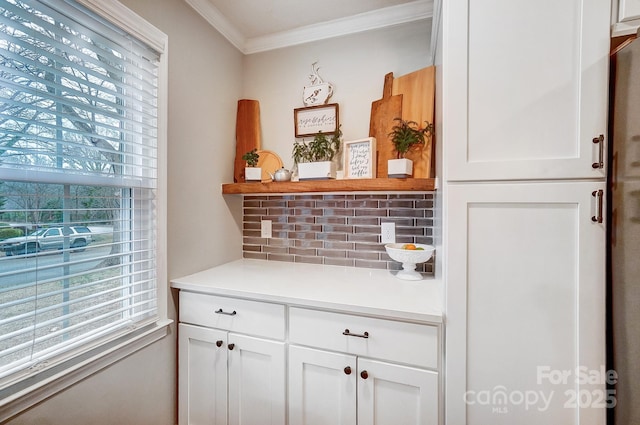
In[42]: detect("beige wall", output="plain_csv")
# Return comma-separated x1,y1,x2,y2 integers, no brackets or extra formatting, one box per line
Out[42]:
243,20,432,170
5,2,431,424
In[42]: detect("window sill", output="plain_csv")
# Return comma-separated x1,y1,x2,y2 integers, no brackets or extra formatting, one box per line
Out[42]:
0,319,173,423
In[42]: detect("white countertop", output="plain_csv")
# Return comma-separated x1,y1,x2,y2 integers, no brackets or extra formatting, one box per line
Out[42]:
170,259,443,324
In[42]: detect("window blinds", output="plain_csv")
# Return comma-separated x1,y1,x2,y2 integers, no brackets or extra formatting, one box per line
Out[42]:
0,0,158,186
0,0,159,382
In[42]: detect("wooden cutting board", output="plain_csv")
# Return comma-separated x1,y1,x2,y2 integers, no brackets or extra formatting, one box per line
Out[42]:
256,150,283,182
234,99,262,183
369,73,403,178
392,66,436,178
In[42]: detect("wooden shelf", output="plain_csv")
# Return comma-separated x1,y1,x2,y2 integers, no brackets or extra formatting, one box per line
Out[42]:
221,178,436,194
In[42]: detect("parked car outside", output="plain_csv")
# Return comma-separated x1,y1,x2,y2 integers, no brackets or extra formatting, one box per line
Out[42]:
0,226,93,256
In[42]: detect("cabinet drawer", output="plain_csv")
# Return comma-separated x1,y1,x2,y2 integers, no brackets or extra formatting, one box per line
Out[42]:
289,307,439,369
180,291,285,340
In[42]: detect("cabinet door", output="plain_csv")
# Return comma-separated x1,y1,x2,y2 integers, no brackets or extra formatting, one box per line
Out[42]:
178,323,228,425
288,345,357,425
619,0,640,21
227,333,286,425
445,182,606,425
357,358,439,425
442,0,610,181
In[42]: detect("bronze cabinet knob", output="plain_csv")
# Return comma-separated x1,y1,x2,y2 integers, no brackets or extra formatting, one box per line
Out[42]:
344,366,352,375
216,340,223,348
360,370,369,379
228,343,235,350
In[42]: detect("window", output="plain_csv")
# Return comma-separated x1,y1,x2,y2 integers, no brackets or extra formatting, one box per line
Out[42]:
0,0,167,414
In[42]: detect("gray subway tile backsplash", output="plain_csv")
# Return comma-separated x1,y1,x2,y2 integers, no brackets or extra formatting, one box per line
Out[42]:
242,192,435,274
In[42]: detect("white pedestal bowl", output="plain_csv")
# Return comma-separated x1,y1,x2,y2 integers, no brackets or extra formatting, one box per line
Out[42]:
385,243,435,280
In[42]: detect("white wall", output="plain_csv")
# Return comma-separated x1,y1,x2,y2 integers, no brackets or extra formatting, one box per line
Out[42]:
243,20,432,170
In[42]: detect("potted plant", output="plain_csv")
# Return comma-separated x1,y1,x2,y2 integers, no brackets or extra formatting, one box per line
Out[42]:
292,127,342,180
387,118,434,178
242,148,261,182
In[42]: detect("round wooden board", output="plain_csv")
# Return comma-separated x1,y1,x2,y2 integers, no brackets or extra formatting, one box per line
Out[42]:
257,150,283,182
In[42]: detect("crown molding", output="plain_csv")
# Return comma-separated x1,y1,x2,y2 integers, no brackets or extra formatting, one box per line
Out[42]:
244,0,433,54
185,0,432,55
184,0,246,51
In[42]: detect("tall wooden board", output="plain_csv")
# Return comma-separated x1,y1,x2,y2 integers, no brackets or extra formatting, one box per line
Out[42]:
392,66,436,178
234,99,262,183
369,73,403,178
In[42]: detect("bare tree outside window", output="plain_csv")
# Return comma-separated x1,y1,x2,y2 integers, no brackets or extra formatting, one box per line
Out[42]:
0,0,159,376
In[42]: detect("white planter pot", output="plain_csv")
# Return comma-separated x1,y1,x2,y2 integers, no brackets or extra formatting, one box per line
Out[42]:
298,161,336,180
245,167,262,182
388,158,413,178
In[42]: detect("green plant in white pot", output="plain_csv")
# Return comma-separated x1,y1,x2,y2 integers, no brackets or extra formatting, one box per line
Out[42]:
388,118,434,178
292,127,342,180
242,148,261,182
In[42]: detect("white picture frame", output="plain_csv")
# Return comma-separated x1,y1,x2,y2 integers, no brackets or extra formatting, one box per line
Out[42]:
343,137,377,179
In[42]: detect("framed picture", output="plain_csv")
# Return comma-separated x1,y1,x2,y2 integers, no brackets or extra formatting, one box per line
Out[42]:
344,137,377,179
294,103,339,137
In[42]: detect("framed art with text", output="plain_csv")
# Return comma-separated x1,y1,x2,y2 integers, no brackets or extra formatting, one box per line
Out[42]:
344,137,377,179
294,103,339,137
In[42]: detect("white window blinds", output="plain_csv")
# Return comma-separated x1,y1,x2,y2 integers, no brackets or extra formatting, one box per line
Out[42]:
0,0,160,384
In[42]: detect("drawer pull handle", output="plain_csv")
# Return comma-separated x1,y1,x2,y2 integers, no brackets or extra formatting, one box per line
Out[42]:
228,343,235,350
215,308,237,316
360,370,369,380
344,366,352,375
216,340,223,348
592,134,604,169
592,189,604,223
343,329,369,339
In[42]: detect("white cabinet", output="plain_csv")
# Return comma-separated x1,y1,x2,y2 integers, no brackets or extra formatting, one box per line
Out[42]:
613,0,640,36
288,308,441,425
227,334,286,425
288,307,440,369
444,182,606,424
179,324,227,425
177,293,286,425
288,346,356,425
357,358,439,425
175,283,442,425
289,346,439,425
619,0,640,22
442,0,610,181
439,0,609,423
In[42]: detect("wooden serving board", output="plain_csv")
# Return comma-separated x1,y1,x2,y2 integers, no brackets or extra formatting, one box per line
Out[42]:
256,150,283,182
369,72,403,178
234,99,262,183
392,66,436,178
